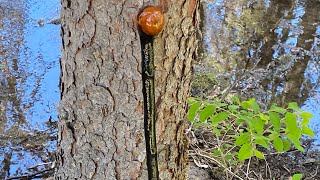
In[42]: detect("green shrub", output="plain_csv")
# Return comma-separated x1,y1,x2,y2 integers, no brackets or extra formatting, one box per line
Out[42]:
187,97,314,164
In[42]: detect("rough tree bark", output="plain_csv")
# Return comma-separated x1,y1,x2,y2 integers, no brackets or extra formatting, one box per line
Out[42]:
55,0,200,179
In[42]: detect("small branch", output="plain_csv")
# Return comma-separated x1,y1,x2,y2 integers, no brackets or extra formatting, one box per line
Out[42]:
27,162,52,170
245,157,251,179
306,165,319,180
282,165,290,173
264,158,272,179
190,150,244,180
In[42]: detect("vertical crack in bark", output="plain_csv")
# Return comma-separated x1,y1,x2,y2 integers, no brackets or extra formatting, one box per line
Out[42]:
61,26,66,49
87,0,96,46
87,15,97,46
66,121,77,157
112,120,120,180
87,0,93,12
118,1,126,16
90,159,98,180
59,58,65,98
66,0,71,8
79,162,83,178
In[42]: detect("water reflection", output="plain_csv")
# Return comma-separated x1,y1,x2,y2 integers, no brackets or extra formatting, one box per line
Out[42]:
0,0,60,178
201,0,320,141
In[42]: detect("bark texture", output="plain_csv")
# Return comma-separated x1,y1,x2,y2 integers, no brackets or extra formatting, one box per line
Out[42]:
153,0,200,179
55,0,200,179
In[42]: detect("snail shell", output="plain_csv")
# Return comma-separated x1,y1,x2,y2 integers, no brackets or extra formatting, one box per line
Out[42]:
137,6,165,36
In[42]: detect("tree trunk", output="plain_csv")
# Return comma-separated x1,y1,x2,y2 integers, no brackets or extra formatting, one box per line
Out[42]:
55,0,200,179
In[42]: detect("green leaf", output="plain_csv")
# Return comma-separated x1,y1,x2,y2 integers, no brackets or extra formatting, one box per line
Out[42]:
286,115,305,138
255,139,270,149
238,143,253,161
254,150,265,159
293,143,305,152
216,102,228,108
199,104,216,122
287,133,299,143
218,147,225,153
212,127,221,136
252,117,264,134
224,143,233,149
283,139,291,151
235,133,250,146
225,154,233,161
285,112,299,134
241,101,251,109
269,112,281,131
292,173,303,180
236,118,245,124
287,133,305,152
244,116,254,128
273,137,283,152
253,133,269,140
292,129,302,140
226,123,234,131
288,102,299,111
211,112,229,125
232,96,240,104
240,110,249,115
228,105,239,111
187,97,196,104
227,134,238,139
245,117,264,134
268,131,280,140
302,118,309,126
187,102,200,121
259,113,269,123
251,101,260,113
212,150,221,157
300,112,313,119
270,105,286,114
301,126,315,137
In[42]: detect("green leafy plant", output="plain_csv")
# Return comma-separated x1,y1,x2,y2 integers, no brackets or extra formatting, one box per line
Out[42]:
187,97,314,164
292,173,303,180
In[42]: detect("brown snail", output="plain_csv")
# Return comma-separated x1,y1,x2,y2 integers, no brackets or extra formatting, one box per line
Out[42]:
137,6,165,36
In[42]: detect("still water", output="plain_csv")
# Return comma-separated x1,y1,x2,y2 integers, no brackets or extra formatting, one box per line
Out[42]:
0,0,319,179
0,0,60,178
200,0,320,143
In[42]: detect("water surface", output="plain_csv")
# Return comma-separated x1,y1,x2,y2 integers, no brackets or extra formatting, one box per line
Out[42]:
199,0,320,144
0,0,60,178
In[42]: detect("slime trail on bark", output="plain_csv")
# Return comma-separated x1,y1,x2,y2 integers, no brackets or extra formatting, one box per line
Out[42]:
140,34,159,180
138,6,164,180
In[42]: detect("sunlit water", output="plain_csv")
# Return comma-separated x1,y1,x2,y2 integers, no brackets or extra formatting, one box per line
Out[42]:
201,0,320,144
0,0,60,178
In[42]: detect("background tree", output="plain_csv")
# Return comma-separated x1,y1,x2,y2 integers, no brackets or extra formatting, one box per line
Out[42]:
55,0,200,179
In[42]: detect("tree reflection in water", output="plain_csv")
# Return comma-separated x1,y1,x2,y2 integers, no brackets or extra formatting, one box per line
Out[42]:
0,0,60,179
199,0,320,133
191,0,320,178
